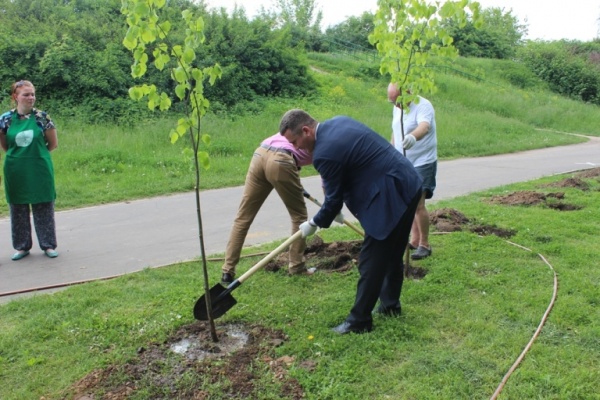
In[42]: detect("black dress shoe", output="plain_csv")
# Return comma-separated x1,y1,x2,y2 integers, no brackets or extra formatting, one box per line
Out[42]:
332,321,372,335
373,305,402,317
221,272,234,284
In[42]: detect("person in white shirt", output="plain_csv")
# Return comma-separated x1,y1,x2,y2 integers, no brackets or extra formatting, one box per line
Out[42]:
388,83,437,260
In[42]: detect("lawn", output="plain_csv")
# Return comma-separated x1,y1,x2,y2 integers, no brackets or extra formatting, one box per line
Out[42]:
0,168,598,399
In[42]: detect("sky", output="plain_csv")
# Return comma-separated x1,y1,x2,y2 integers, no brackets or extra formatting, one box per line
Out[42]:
205,0,600,42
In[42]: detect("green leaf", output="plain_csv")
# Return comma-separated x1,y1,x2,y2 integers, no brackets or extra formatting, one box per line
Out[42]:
194,17,204,32
183,47,195,64
201,134,211,146
131,62,147,78
128,86,144,101
140,84,154,95
174,67,187,83
169,129,179,144
134,1,150,16
181,10,192,22
159,93,172,111
198,151,210,169
158,21,171,38
175,84,186,100
171,45,183,58
176,118,189,134
123,28,138,50
141,27,156,43
191,68,203,82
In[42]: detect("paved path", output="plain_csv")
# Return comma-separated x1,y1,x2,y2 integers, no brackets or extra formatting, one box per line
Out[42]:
1,137,598,301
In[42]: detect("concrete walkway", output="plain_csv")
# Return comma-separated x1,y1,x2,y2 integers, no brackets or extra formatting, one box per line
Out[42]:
1,136,598,302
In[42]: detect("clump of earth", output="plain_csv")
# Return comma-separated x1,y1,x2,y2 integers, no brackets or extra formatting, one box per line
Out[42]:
575,166,600,179
430,208,516,238
487,189,583,211
264,235,429,279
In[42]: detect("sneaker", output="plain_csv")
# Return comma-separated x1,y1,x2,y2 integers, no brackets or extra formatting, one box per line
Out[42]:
221,272,234,284
411,246,432,260
289,267,317,276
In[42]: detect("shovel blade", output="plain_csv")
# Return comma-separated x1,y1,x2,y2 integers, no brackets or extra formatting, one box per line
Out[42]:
193,283,237,320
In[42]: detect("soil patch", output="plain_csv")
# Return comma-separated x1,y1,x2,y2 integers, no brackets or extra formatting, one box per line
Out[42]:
488,190,581,211
430,207,516,238
543,177,590,190
469,225,516,238
68,322,305,400
576,167,600,179
264,236,427,279
430,208,470,232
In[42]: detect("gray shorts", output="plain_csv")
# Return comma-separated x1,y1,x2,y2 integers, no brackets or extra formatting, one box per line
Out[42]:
414,161,437,200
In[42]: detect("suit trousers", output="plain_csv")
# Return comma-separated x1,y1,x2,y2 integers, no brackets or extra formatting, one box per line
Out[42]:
222,146,308,275
346,189,422,326
10,202,57,251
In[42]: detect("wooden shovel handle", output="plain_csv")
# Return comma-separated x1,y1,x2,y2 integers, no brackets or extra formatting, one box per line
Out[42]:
342,219,365,237
303,190,365,237
237,230,304,284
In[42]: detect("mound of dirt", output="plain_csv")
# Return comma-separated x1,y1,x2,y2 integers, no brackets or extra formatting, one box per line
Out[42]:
430,208,470,232
264,236,428,279
576,167,600,179
429,207,516,239
489,191,561,206
488,190,582,211
469,225,516,238
69,323,305,400
543,177,589,190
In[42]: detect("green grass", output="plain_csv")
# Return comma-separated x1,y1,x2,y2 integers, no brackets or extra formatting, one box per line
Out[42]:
1,170,598,399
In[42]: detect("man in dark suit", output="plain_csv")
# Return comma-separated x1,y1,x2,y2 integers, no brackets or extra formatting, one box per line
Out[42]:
279,109,423,334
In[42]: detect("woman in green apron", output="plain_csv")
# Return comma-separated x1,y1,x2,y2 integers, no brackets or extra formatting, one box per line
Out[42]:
0,80,59,260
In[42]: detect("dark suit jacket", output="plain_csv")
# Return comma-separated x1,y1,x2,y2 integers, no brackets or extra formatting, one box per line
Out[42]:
312,116,422,240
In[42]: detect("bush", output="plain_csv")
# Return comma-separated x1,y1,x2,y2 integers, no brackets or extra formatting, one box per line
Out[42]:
518,41,600,104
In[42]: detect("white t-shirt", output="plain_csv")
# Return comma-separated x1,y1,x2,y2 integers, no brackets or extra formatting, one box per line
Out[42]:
391,96,437,167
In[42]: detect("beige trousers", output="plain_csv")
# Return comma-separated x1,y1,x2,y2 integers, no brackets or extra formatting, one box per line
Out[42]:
222,146,308,275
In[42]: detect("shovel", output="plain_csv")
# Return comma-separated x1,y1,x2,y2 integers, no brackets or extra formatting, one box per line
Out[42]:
302,190,365,237
194,230,304,320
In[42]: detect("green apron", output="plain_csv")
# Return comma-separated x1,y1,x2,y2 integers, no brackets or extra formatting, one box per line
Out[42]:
4,114,56,204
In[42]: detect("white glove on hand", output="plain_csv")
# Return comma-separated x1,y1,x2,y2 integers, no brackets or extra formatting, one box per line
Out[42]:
402,134,417,150
299,220,318,238
334,212,345,224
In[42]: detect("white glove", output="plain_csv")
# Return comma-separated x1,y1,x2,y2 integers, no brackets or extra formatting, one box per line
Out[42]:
299,220,318,238
334,212,345,224
402,134,417,150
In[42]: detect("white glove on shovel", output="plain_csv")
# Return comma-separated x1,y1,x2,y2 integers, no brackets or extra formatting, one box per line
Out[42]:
402,134,417,150
299,220,318,237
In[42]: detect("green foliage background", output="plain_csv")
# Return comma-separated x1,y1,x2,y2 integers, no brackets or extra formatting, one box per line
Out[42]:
0,0,599,122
